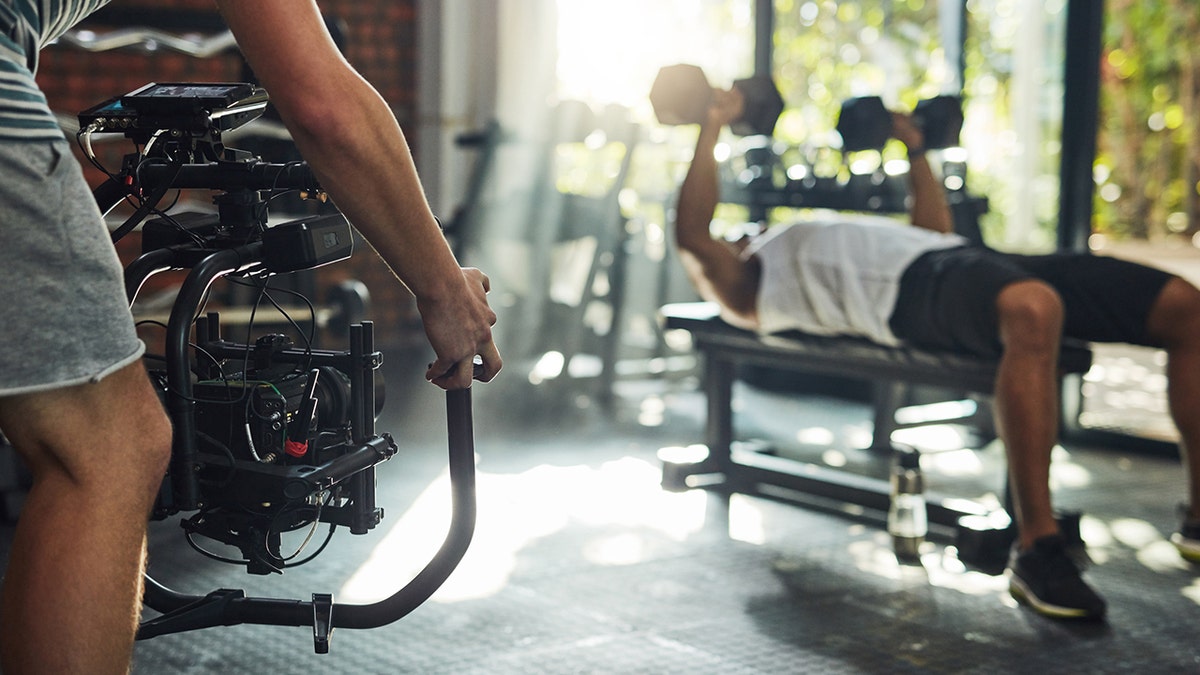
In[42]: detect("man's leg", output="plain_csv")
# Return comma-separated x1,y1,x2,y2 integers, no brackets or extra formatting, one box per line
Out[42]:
991,279,1065,549
992,279,1107,619
1144,277,1200,525
0,362,171,675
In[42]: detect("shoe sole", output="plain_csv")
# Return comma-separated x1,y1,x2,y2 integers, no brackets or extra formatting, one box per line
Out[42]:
1008,574,1104,620
1170,533,1200,563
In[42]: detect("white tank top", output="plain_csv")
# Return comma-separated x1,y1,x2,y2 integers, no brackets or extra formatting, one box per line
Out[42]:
746,214,966,344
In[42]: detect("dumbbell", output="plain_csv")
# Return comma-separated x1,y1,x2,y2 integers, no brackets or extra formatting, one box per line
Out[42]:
836,94,964,152
649,63,785,137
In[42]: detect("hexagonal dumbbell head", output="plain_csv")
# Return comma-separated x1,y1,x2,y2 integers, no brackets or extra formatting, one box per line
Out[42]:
730,76,784,137
651,64,785,137
837,96,891,152
912,95,964,149
650,64,712,127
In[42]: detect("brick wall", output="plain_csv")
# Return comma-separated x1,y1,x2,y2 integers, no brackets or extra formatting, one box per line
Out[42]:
36,0,426,350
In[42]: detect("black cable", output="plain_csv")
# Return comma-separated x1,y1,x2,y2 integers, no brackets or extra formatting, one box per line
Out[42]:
226,277,317,348
283,524,337,569
109,159,182,243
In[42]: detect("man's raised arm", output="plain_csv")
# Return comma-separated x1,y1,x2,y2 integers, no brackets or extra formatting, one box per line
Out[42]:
891,112,955,235
674,89,760,328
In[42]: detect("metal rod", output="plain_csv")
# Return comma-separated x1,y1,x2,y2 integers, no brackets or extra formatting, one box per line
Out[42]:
332,387,477,629
140,388,479,639
1057,0,1105,253
754,0,774,78
123,248,175,304
163,244,262,509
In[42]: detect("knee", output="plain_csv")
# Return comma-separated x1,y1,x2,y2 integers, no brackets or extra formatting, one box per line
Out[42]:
996,280,1064,352
77,391,172,497
1147,277,1200,349
76,406,172,509
138,407,173,487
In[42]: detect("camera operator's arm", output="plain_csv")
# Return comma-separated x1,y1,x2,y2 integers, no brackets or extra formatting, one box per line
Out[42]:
215,0,500,390
675,88,760,330
892,112,954,235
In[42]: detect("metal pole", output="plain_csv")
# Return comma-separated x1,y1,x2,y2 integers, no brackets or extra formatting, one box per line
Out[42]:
750,0,775,224
1058,0,1105,253
754,0,773,78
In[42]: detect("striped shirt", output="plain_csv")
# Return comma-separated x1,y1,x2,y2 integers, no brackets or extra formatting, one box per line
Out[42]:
0,0,110,139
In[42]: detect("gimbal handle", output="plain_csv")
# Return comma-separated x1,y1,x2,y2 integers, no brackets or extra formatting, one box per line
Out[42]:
117,174,479,652
139,387,477,653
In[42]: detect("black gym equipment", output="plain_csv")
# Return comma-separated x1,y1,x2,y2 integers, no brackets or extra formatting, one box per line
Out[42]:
650,63,785,137
78,84,479,653
658,302,1092,573
912,95,966,150
837,94,964,152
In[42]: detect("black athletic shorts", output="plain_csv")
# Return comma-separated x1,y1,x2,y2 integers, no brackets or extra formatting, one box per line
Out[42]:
888,246,1174,358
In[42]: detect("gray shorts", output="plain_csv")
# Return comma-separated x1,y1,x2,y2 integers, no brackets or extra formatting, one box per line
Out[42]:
0,138,144,396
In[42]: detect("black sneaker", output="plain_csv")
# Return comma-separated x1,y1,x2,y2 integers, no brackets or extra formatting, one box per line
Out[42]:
1171,507,1200,563
1008,534,1107,620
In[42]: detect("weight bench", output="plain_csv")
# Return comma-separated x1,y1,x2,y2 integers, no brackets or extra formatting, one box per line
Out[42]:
657,301,1094,561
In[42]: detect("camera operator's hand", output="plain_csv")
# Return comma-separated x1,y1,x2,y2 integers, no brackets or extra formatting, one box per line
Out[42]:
420,267,502,390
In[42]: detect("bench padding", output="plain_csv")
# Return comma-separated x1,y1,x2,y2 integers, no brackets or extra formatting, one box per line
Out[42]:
661,302,1093,395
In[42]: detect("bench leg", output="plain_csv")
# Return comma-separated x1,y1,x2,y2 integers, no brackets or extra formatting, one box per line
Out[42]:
871,381,907,452
659,352,735,492
704,355,736,471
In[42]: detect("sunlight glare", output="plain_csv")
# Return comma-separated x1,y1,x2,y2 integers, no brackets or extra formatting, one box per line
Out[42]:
529,350,566,384
920,448,984,478
1182,579,1200,607
821,448,848,468
556,0,754,109
844,535,1006,596
584,532,648,566
796,426,835,446
1137,540,1191,573
1110,517,1161,549
893,400,976,425
1048,457,1092,489
892,424,970,452
728,495,767,545
341,457,710,604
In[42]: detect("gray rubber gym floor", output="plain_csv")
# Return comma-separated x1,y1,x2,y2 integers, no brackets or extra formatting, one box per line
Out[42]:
9,345,1200,673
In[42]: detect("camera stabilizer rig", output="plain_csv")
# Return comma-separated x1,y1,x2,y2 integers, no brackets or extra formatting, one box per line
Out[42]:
81,83,478,653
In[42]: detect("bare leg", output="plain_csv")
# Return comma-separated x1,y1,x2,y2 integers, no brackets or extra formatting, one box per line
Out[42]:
1143,277,1200,521
991,280,1065,550
0,363,171,675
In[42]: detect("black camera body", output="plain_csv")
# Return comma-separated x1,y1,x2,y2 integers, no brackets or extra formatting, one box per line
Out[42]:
83,82,478,653
89,83,392,574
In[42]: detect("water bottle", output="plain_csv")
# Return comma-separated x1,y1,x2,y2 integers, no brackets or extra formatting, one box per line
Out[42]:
888,445,927,561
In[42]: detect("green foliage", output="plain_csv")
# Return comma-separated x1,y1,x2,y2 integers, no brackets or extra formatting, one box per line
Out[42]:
771,0,1069,248
771,0,946,147
1094,0,1200,241
553,0,1196,247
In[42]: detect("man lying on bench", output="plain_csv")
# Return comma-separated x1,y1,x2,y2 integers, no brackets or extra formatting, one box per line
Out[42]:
673,85,1200,621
